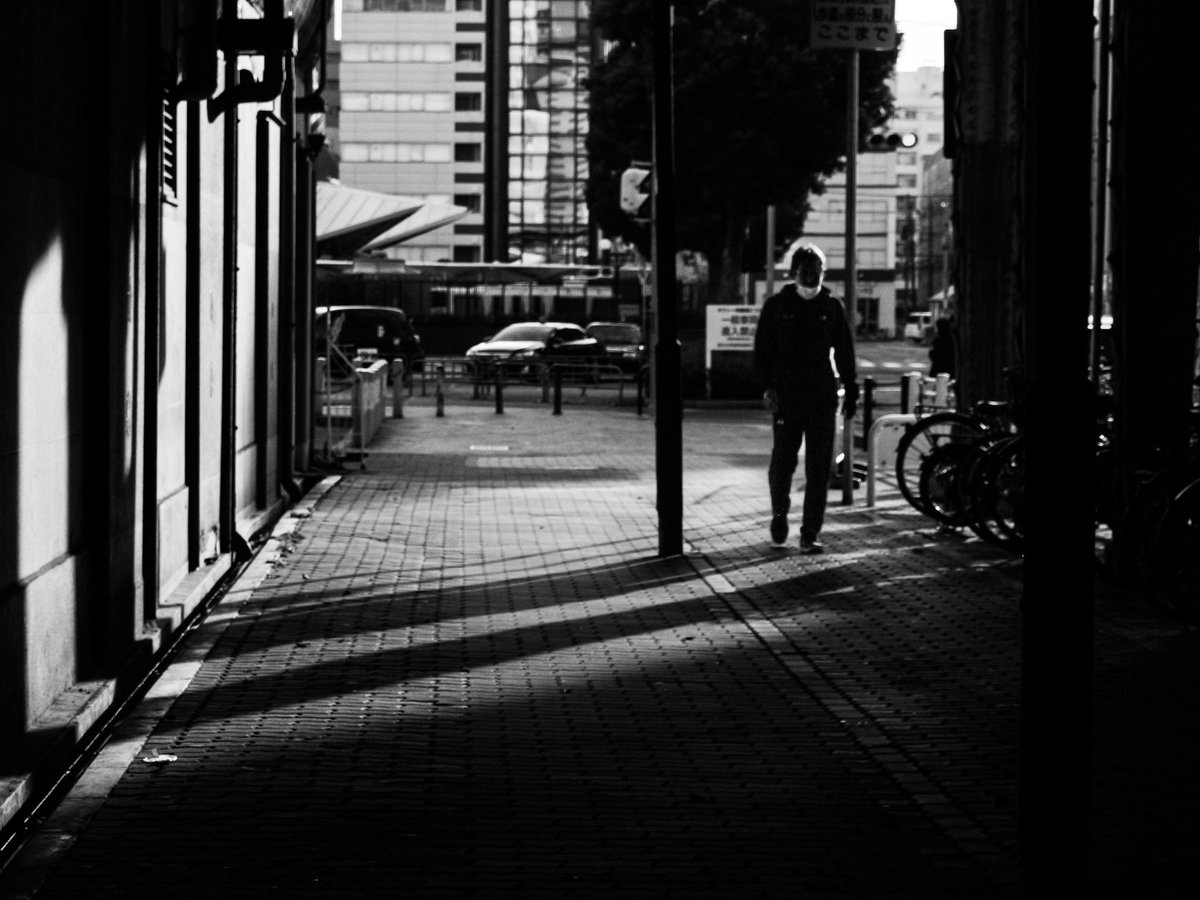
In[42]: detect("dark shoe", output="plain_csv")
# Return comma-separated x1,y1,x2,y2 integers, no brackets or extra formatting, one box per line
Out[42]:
770,515,788,546
799,536,824,554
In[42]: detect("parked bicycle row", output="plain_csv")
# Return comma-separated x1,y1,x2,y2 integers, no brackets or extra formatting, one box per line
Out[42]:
891,377,1200,625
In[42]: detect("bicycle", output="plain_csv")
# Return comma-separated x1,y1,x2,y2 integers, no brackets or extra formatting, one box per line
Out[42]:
922,429,1026,551
896,368,1029,551
1093,393,1200,623
895,398,1017,521
1095,445,1200,624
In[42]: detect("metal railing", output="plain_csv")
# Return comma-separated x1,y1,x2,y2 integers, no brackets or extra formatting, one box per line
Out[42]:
314,356,390,466
416,355,645,407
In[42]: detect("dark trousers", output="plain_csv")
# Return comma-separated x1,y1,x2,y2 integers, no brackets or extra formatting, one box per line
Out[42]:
768,406,836,541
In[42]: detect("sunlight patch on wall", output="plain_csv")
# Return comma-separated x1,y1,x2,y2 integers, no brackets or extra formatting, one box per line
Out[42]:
18,230,71,579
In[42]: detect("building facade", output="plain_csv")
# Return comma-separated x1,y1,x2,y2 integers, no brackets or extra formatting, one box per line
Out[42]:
892,66,951,316
1,0,330,838
334,0,595,265
794,65,949,337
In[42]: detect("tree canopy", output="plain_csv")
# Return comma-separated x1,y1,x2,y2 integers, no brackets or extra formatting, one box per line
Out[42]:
586,0,899,303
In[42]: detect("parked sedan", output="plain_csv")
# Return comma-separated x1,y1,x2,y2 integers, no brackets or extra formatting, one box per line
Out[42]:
465,322,602,381
585,321,645,375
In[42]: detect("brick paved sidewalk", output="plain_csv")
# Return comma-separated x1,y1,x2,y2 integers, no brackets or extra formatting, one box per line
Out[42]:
1,398,1196,898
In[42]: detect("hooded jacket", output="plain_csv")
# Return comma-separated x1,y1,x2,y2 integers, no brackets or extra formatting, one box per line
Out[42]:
753,282,857,411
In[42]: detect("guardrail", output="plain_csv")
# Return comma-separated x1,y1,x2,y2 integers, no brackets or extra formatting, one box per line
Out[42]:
416,355,646,409
314,356,389,466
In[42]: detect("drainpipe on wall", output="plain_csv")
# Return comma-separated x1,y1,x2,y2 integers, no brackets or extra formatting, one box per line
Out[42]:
212,0,295,557
277,58,300,500
217,6,238,558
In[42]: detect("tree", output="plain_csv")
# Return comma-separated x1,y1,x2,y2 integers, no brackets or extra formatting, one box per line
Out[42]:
587,0,899,303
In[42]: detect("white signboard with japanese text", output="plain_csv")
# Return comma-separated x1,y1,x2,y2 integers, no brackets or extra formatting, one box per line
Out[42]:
706,305,760,368
811,1,897,51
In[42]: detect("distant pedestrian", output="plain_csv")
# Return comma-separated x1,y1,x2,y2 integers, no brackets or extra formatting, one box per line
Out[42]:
928,317,956,378
753,243,858,554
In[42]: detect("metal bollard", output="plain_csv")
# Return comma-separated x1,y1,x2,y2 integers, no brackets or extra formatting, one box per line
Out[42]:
841,406,855,504
494,366,504,414
435,364,446,417
900,371,923,414
553,366,563,415
861,376,875,446
540,363,551,404
391,360,405,418
934,372,950,408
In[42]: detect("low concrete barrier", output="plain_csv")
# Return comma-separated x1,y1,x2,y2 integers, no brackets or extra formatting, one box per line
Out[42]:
314,357,389,465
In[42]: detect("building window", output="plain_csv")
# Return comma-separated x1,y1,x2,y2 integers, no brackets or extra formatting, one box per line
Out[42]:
454,193,482,213
455,0,482,10
455,92,482,111
897,151,917,166
453,245,482,262
455,43,482,62
363,0,447,11
898,174,918,188
342,142,453,162
454,142,482,162
342,92,453,112
926,132,942,143
342,42,452,63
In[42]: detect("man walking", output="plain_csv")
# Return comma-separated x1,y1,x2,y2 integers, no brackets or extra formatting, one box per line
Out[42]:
753,243,858,553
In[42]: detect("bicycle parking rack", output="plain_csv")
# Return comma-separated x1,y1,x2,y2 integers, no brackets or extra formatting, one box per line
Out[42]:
866,414,917,506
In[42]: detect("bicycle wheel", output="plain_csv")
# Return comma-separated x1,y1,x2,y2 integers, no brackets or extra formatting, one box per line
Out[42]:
1092,449,1163,584
975,434,1025,552
964,434,1023,550
895,412,989,515
1151,474,1200,623
955,433,1006,526
918,439,978,526
1131,464,1200,621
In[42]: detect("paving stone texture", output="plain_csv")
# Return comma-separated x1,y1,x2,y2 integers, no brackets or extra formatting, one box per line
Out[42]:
1,393,1197,899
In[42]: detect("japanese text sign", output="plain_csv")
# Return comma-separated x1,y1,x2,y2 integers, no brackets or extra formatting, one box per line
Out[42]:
706,306,760,363
811,1,897,51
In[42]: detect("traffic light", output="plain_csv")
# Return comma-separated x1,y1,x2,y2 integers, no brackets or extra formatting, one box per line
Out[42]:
619,165,652,220
862,131,919,152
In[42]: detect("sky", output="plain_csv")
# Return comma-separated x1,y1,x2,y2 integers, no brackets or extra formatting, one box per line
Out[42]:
894,0,958,71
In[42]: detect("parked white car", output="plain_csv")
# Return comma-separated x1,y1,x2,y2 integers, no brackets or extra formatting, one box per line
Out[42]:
904,311,933,343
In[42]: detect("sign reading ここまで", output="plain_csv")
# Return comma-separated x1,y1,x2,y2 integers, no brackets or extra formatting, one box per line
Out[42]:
811,1,896,51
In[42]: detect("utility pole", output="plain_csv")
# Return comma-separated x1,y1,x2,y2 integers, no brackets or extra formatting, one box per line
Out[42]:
811,3,896,505
841,47,858,504
765,204,776,301
652,0,682,557
844,49,858,338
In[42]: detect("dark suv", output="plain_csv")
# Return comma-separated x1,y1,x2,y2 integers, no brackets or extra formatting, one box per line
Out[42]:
585,321,645,375
315,305,425,378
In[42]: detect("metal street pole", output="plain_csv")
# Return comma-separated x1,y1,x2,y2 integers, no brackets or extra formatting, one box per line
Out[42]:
841,48,858,504
653,0,682,556
765,204,776,301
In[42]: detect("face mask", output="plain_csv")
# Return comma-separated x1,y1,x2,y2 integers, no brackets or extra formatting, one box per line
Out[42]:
795,265,823,299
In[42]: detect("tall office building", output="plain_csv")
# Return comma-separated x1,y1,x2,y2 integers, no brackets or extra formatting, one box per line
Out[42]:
794,65,948,336
332,0,595,265
892,66,950,315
